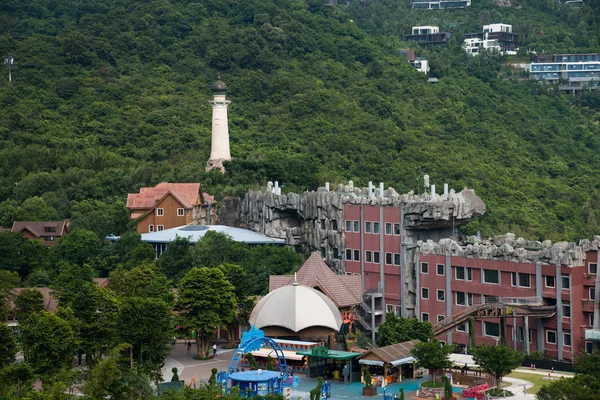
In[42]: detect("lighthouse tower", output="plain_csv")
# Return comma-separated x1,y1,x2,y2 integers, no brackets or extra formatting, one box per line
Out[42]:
206,78,232,172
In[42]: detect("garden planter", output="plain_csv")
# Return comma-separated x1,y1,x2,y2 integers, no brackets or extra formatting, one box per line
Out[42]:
362,387,377,396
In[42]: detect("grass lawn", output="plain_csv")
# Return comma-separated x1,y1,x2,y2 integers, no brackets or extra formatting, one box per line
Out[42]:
507,371,571,394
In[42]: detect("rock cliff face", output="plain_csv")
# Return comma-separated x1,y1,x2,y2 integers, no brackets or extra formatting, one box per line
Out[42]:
418,232,586,266
232,182,486,273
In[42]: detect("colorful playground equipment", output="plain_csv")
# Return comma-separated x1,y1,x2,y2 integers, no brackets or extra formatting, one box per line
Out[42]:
462,383,489,399
220,326,289,397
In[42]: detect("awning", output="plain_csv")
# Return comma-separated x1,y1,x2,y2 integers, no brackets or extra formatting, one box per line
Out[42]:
391,356,416,367
359,359,385,366
251,348,304,361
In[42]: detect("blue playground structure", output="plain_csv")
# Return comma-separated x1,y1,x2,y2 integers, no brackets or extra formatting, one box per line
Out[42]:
220,326,288,397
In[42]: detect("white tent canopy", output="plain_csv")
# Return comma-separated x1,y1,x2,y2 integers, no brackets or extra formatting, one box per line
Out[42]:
449,353,479,368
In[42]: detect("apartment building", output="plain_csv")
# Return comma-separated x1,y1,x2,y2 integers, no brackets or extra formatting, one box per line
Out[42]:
463,23,519,55
403,26,450,45
530,54,600,92
412,0,471,9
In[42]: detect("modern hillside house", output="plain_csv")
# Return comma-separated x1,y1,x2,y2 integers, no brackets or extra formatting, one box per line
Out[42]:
126,182,216,234
412,0,471,9
530,54,600,92
9,220,70,246
463,24,519,55
403,26,450,45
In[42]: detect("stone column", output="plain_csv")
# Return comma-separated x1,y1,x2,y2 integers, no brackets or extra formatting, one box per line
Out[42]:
524,316,530,354
556,263,564,361
206,81,232,171
446,254,452,345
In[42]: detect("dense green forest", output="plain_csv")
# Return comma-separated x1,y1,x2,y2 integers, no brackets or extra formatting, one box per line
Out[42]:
1,0,600,243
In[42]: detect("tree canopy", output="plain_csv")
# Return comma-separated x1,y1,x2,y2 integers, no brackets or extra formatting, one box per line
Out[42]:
376,314,433,347
472,344,524,387
411,339,453,383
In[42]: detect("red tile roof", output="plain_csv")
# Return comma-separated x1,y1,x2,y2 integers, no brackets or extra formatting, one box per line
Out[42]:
269,252,362,308
93,278,108,288
11,220,69,238
127,182,202,210
10,288,58,314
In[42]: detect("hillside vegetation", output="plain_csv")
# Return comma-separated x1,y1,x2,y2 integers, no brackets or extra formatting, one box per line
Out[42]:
1,0,600,241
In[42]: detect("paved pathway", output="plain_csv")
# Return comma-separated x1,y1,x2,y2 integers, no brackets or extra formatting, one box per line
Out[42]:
161,343,235,385
513,368,573,378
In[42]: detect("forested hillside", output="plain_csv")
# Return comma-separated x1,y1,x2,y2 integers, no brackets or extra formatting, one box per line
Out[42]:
1,0,600,241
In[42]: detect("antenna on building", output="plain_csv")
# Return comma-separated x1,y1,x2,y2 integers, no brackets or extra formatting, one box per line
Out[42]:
3,55,15,82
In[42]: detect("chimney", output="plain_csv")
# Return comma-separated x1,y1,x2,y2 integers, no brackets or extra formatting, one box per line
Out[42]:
431,185,436,200
325,182,330,191
379,182,384,197
368,181,373,194
444,183,449,197
274,181,280,195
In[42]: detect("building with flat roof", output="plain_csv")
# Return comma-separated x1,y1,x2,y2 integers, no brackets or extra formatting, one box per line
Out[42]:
463,23,519,56
412,0,471,9
530,54,600,92
403,26,450,45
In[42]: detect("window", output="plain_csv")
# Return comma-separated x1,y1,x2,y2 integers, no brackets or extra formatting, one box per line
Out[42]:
44,226,56,233
45,236,56,241
591,287,596,301
545,276,555,288
373,222,380,234
422,313,429,322
437,315,445,322
483,269,499,284
586,342,594,354
157,225,164,231
373,252,380,263
456,323,467,332
385,253,392,265
353,250,360,261
156,208,164,216
345,249,352,260
394,223,401,235
149,225,154,232
385,223,392,235
320,247,326,258
177,208,184,216
484,321,500,338
332,220,338,231
395,305,401,315
333,248,340,259
321,220,326,230
386,304,393,313
564,333,572,347
590,313,595,327
456,266,465,280
437,290,445,301
437,264,445,276
563,305,571,318
483,295,499,304
366,251,372,263
456,292,465,305
353,221,359,232
511,273,531,288
421,263,429,274
467,267,472,281
365,222,371,233
590,262,598,275
546,330,557,344
345,220,352,232
421,288,429,299
394,253,401,266
562,275,570,290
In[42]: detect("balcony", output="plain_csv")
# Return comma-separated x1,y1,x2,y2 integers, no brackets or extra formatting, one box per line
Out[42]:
585,329,600,341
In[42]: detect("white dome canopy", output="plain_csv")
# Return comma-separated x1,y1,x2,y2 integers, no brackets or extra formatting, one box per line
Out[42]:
249,283,343,333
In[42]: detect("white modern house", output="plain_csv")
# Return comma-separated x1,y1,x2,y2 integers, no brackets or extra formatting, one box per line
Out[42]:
463,24,519,56
530,54,600,92
412,0,471,9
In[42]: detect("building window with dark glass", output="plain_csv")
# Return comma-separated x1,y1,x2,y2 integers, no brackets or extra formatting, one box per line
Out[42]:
373,222,380,234
484,322,500,338
373,252,380,263
483,269,499,284
345,249,352,260
345,221,352,232
394,254,400,266
365,222,371,233
353,250,360,261
394,223,401,235
385,253,392,265
437,290,445,301
422,313,429,322
421,263,429,274
590,262,598,275
385,223,392,235
563,305,571,318
564,333,572,347
562,275,570,290
366,251,372,263
591,287,596,301
437,264,444,276
456,266,465,280
545,276,555,288
546,330,556,344
332,220,338,231
353,221,359,232
320,247,326,258
437,315,445,322
421,288,429,299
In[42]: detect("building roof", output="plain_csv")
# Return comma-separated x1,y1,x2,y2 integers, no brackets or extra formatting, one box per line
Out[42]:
11,220,69,237
296,349,362,360
249,283,343,333
357,340,420,366
269,253,361,308
109,225,285,245
10,288,59,314
127,182,202,210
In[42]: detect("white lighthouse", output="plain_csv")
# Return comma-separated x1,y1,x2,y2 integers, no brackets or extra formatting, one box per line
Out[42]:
206,78,232,172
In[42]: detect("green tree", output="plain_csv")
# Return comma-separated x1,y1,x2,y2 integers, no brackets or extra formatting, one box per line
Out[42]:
82,343,131,400
218,263,256,347
0,323,17,368
376,314,433,347
20,311,80,379
242,246,303,295
0,232,48,278
118,296,173,375
71,284,119,366
51,262,94,305
0,363,36,398
56,228,101,266
472,344,524,388
575,351,600,378
536,374,600,400
108,263,174,304
157,236,194,283
190,231,248,269
14,288,45,323
177,267,236,357
411,339,452,383
0,270,20,320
